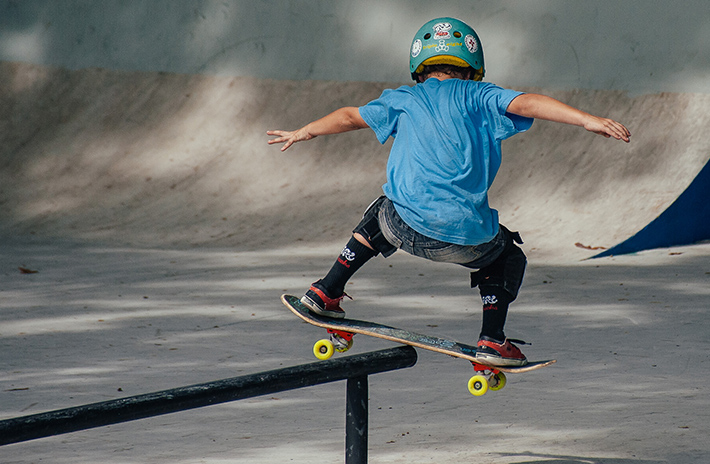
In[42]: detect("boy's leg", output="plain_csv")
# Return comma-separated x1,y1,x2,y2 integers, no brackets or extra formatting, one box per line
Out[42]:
479,287,513,343
301,197,396,318
470,227,528,366
318,234,377,297
302,236,377,318
371,200,528,366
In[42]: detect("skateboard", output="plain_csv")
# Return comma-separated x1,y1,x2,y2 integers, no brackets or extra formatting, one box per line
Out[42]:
282,294,556,396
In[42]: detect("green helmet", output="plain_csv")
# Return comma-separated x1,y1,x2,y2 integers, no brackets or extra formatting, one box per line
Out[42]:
409,17,485,81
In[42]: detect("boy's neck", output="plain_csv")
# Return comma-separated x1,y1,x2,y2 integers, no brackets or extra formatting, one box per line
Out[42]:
423,71,476,82
425,72,455,81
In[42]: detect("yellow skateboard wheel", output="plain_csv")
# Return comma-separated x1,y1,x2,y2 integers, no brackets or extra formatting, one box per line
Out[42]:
468,374,489,396
313,339,335,360
490,372,507,391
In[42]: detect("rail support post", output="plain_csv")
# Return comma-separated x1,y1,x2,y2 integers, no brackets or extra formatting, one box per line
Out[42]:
345,375,368,464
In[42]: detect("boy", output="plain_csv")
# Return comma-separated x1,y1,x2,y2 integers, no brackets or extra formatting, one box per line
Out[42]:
267,17,630,366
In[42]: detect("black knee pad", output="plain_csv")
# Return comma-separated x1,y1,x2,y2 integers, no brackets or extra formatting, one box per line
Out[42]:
352,196,397,257
470,226,527,300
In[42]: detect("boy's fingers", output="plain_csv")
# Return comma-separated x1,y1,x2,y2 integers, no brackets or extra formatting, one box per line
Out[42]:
611,122,631,142
597,119,630,142
266,129,296,147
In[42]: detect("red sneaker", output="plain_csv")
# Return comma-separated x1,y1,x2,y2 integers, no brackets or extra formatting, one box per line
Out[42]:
300,284,349,319
475,336,528,367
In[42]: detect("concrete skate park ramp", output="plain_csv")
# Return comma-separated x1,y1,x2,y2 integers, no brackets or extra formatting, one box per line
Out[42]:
1,61,708,261
591,159,710,258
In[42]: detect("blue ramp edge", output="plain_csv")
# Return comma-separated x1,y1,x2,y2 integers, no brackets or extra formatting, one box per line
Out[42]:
592,158,710,258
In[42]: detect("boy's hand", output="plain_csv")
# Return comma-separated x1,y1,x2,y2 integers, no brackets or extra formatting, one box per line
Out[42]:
266,128,313,151
267,107,368,152
507,94,631,143
583,115,631,142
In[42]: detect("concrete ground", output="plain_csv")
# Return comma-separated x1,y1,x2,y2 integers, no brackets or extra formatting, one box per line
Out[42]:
1,237,708,463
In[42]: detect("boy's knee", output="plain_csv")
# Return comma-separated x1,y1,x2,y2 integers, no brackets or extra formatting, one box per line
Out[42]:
353,232,376,251
352,196,397,257
470,228,526,300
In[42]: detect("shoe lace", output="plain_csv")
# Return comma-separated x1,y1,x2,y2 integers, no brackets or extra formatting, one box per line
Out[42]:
324,291,351,309
507,338,530,346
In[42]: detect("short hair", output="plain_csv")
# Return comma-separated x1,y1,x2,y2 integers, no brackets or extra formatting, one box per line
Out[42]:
415,64,483,82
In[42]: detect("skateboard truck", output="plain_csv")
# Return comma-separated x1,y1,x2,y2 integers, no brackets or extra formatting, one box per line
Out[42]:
313,329,355,359
468,361,507,396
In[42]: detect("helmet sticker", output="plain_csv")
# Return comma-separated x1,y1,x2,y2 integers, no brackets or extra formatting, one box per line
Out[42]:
465,34,478,53
433,22,452,40
411,39,422,58
435,40,449,53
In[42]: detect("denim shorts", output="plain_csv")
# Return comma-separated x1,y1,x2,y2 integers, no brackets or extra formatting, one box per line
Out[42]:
376,196,507,270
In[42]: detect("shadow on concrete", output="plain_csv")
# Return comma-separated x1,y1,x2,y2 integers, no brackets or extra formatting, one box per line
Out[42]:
1,239,708,462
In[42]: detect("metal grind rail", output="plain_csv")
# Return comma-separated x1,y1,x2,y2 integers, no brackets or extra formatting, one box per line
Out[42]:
0,345,418,464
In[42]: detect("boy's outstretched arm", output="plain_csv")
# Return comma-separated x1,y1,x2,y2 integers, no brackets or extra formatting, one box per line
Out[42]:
507,93,631,142
267,106,369,151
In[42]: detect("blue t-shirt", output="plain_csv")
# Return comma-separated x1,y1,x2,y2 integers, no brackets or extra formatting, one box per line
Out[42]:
359,78,532,245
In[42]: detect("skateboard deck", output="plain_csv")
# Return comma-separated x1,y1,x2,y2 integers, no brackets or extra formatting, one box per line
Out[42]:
282,294,555,395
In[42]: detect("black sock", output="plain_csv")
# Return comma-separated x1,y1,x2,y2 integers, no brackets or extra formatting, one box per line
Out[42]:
479,288,513,342
318,237,376,297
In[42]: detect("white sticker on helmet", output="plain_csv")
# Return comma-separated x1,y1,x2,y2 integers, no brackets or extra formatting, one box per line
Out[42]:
433,22,452,40
465,34,478,53
435,39,449,53
411,39,422,58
